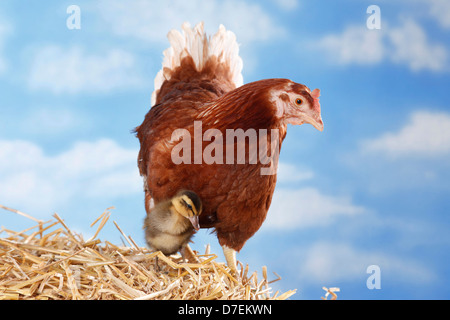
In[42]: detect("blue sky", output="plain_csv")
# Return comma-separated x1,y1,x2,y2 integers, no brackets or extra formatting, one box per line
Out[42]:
0,0,449,300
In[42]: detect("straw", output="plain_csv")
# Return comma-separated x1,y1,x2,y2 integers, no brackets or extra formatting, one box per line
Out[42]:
0,205,297,300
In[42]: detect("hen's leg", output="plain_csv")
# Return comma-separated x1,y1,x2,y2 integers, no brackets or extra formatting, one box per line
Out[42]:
222,245,237,273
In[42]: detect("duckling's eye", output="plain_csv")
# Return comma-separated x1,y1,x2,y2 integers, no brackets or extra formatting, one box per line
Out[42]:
181,198,193,211
295,98,303,106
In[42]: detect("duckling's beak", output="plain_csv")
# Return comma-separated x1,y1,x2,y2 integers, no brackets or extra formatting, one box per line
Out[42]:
189,216,200,231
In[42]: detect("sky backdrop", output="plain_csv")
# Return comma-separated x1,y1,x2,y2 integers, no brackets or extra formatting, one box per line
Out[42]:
0,0,449,300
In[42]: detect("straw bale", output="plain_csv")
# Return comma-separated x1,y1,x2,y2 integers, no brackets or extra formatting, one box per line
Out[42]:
0,205,296,300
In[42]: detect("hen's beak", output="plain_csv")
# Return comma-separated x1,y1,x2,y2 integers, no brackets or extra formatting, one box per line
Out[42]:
189,215,200,231
304,114,324,132
311,117,324,132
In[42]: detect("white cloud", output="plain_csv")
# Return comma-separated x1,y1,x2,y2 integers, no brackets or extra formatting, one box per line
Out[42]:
298,242,436,284
28,46,146,94
316,25,384,65
388,18,448,72
362,110,450,158
429,0,450,29
0,139,141,216
277,162,314,183
264,187,365,230
316,18,449,72
97,0,286,44
274,0,299,11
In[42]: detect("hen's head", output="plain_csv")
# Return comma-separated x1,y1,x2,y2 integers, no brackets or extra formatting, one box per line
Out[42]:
271,81,324,131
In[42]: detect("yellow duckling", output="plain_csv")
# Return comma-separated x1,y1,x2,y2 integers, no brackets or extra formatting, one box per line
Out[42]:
144,190,202,259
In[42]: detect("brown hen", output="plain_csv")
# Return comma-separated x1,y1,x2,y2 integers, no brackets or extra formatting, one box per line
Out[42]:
135,22,323,271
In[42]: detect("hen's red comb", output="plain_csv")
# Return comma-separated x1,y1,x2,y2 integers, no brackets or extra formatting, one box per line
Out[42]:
312,88,320,99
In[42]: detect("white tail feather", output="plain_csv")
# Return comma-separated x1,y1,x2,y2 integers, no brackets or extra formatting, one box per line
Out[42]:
152,22,243,106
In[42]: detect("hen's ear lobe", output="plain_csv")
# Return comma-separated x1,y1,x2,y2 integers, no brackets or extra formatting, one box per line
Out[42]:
279,93,290,102
273,93,289,118
273,93,290,118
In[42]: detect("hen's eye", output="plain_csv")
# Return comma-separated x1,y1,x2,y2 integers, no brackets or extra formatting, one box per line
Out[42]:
295,98,303,106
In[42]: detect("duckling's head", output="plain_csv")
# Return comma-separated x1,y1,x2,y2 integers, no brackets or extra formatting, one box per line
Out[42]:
171,190,202,230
